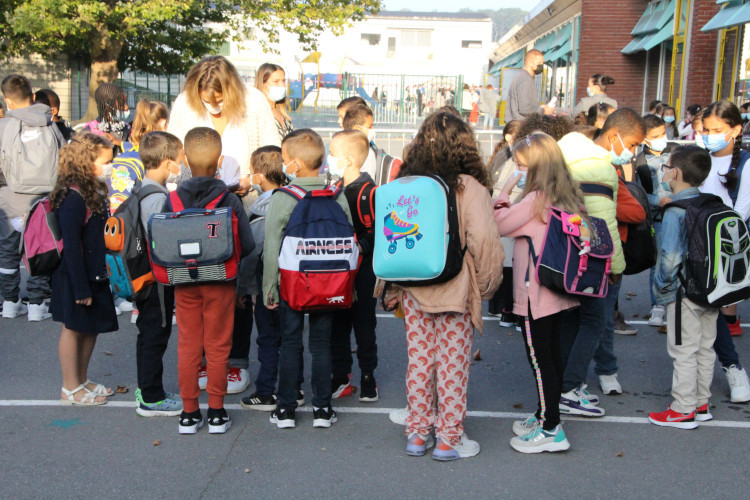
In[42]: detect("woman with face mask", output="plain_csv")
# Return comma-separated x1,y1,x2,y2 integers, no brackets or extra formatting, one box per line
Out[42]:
572,74,618,116
255,63,293,142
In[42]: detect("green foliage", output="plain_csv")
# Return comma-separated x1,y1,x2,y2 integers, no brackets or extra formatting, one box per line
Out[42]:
1,0,381,73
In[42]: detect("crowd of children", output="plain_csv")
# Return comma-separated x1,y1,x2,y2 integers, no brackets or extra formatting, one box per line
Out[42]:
3,67,750,460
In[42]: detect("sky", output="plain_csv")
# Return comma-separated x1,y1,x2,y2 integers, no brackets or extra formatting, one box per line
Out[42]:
382,0,529,11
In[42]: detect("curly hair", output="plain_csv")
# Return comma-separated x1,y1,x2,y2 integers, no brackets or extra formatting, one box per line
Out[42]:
516,113,573,141
400,111,490,191
251,145,287,187
50,133,111,216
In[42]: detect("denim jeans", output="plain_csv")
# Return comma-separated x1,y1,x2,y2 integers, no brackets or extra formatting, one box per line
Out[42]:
648,221,663,306
560,294,606,393
135,285,175,403
593,279,621,376
714,313,742,369
277,298,333,410
229,302,253,369
253,297,303,396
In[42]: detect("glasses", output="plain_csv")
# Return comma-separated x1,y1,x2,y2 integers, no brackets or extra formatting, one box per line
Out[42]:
660,164,673,172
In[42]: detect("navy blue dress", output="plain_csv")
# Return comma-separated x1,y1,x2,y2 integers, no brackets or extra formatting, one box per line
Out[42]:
49,189,118,335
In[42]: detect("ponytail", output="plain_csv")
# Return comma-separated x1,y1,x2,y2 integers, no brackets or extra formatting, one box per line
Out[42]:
726,136,741,193
130,99,169,145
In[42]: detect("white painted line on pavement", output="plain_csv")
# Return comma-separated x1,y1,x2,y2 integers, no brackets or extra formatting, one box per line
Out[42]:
4,400,750,429
376,314,750,327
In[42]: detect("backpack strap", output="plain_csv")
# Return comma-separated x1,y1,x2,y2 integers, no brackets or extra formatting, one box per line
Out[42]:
729,150,750,206
579,182,614,200
675,288,683,346
276,185,307,200
169,190,185,212
356,183,377,230
205,191,228,210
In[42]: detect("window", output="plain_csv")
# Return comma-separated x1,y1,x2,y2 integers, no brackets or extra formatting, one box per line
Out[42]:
400,30,431,48
361,34,381,46
462,40,482,49
387,37,396,57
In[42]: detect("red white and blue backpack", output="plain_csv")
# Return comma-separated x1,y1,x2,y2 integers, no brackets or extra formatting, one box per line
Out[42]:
277,184,359,311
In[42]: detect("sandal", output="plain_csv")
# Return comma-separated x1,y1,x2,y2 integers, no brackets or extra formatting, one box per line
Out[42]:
84,379,114,397
61,384,107,406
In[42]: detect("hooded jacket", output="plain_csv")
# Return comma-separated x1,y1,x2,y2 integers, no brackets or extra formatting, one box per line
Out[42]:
237,189,273,297
558,132,624,274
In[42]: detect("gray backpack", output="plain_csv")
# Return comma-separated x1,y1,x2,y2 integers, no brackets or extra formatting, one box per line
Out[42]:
1,116,63,194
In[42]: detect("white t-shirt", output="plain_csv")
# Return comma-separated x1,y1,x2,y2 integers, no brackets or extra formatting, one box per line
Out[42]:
699,154,750,220
362,148,377,180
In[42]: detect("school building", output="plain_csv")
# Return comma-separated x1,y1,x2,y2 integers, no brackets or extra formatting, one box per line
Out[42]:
489,0,750,121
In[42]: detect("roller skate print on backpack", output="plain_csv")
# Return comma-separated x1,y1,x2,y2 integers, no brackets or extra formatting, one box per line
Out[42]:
383,211,423,254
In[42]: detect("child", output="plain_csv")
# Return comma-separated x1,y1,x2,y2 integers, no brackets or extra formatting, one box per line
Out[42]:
633,114,673,328
662,106,678,140
328,130,379,401
495,132,582,453
263,129,353,429
166,127,254,434
336,96,367,128
34,88,75,141
342,104,377,179
49,133,119,405
382,112,503,460
132,131,184,417
239,146,304,411
678,104,702,140
83,83,130,152
649,145,716,429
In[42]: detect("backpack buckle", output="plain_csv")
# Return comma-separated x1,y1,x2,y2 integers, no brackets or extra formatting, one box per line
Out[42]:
578,254,589,273
186,259,198,279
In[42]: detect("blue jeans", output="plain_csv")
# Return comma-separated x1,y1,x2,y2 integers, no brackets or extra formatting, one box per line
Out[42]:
277,299,333,410
252,297,303,396
559,294,606,393
593,280,621,376
482,113,495,129
714,313,742,369
649,221,663,306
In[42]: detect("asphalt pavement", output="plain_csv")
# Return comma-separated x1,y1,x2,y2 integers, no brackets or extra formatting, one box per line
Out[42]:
1,271,749,499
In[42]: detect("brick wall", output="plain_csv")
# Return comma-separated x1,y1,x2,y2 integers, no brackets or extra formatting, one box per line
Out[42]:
684,0,722,107
0,54,73,121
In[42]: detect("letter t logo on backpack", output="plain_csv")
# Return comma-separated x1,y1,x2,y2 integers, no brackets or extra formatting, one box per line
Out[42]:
206,221,221,238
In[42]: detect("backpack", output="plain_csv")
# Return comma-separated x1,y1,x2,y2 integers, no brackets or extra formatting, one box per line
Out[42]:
104,184,163,300
147,190,240,285
373,175,465,286
373,145,402,186
20,188,90,276
1,115,63,194
622,181,657,275
107,145,145,212
526,207,614,298
277,184,358,311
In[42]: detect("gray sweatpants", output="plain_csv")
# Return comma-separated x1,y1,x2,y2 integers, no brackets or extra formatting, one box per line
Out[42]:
0,223,50,304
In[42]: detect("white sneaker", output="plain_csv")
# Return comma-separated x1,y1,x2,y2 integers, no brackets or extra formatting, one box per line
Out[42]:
512,415,540,437
226,367,250,394
648,305,665,327
27,302,51,322
432,434,480,461
389,406,408,425
2,299,27,319
114,297,134,312
198,364,207,391
130,309,139,324
724,365,750,403
599,374,623,395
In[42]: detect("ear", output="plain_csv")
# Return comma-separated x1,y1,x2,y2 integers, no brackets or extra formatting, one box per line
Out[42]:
217,155,224,171
730,123,742,139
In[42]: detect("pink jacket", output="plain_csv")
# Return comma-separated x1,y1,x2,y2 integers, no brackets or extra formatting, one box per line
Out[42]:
494,191,579,319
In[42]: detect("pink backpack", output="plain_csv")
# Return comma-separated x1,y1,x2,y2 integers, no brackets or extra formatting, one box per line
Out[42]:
21,188,91,276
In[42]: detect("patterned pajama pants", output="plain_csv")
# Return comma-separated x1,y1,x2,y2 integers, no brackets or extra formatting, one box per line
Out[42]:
402,292,473,445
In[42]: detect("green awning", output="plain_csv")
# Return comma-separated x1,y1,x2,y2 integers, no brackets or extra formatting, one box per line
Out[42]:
545,43,572,65
623,0,676,54
642,18,675,51
533,32,556,53
489,50,524,75
631,3,656,36
702,0,749,31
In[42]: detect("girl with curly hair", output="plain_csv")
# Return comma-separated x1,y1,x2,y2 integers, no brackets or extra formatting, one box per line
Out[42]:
50,133,119,406
384,112,504,460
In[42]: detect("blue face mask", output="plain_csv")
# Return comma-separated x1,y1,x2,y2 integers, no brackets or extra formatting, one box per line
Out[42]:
115,109,129,122
743,113,750,121
646,136,668,153
702,132,731,153
283,160,298,180
587,87,595,98
515,169,527,189
663,115,675,124
610,134,634,166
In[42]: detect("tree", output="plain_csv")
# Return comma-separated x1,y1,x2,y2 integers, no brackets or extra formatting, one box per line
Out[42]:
1,0,381,121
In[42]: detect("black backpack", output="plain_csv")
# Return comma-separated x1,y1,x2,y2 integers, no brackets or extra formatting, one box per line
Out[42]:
622,181,657,275
372,144,402,186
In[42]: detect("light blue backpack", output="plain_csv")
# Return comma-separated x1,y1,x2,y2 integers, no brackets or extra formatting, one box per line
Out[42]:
373,175,464,286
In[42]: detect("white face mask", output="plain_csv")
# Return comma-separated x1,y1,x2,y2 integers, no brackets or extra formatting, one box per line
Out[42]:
327,155,347,177
202,99,223,115
97,163,113,182
268,86,286,102
358,127,375,142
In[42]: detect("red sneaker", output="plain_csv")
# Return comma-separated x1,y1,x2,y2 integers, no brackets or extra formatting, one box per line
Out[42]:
727,319,743,337
198,364,207,391
695,403,713,422
332,381,353,399
648,406,698,429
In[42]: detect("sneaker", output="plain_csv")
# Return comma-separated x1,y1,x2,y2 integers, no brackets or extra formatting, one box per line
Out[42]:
576,383,600,404
512,415,540,437
312,406,338,428
406,432,435,456
724,364,750,403
727,318,743,337
226,367,250,394
113,297,134,315
2,299,27,319
510,424,571,453
613,310,637,335
389,406,408,425
240,392,277,412
198,364,207,391
332,377,353,399
178,410,204,434
359,373,379,402
515,319,523,332
270,408,296,429
130,309,139,324
696,403,713,422
559,389,605,417
648,406,698,429
27,302,51,322
431,434,480,461
137,395,183,417
648,305,665,327
598,374,622,395
498,312,517,327
297,389,305,407
207,408,232,434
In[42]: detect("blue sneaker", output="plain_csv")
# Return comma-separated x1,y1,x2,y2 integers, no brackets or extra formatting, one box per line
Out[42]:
510,424,571,453
576,384,600,405
431,434,480,461
559,389,605,417
136,395,183,417
406,432,434,457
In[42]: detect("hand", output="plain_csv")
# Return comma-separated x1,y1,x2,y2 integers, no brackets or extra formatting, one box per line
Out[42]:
502,172,522,196
542,104,554,115
357,242,363,254
659,197,672,207
76,297,92,306
384,297,399,311
236,294,249,309
608,273,622,286
266,303,279,310
234,176,252,197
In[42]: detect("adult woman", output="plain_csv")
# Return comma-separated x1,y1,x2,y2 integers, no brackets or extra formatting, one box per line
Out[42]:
168,55,280,193
255,63,293,141
572,74,617,116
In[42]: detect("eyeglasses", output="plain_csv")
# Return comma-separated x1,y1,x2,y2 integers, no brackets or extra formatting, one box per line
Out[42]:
660,164,673,172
